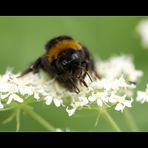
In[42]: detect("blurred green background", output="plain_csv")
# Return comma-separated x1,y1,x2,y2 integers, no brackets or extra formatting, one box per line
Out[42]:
0,16,148,131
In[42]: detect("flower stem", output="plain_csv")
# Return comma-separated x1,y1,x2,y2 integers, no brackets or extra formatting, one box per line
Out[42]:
0,106,15,112
22,105,55,131
16,109,20,132
2,112,16,124
123,109,139,131
102,109,121,132
94,108,102,127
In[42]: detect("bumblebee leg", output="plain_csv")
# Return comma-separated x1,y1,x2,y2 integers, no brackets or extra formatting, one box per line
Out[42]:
88,59,101,79
81,61,93,82
94,70,101,79
76,69,84,87
82,47,100,79
79,78,88,87
19,57,42,77
128,81,136,85
82,70,93,82
76,63,91,87
56,75,80,93
69,78,80,93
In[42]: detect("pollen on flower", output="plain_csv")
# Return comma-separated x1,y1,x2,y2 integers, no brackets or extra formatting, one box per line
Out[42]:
0,55,143,116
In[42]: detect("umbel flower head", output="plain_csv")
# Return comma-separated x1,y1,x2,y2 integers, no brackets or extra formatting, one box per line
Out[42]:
0,55,143,116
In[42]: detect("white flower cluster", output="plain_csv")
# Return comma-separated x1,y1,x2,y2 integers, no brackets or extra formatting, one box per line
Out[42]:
0,55,143,116
96,55,143,82
136,19,148,48
136,84,148,103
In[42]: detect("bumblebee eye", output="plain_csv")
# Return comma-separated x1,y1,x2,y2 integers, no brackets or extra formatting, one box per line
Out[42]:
71,53,79,60
62,59,68,66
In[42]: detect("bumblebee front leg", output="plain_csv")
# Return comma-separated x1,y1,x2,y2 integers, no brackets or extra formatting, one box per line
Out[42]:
85,59,101,79
19,57,42,77
81,61,93,82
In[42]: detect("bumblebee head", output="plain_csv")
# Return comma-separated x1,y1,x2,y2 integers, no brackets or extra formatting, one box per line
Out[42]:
55,49,81,72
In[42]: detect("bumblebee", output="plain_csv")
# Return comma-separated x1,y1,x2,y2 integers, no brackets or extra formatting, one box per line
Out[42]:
20,36,100,93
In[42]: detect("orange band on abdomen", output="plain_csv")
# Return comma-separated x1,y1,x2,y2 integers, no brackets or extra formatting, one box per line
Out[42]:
47,39,82,62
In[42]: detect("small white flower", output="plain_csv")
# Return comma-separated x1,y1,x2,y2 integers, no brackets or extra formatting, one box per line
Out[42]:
128,70,143,82
7,94,23,104
19,86,33,96
89,80,103,89
88,95,96,102
78,96,89,106
109,93,119,103
34,92,40,100
136,91,148,103
66,107,76,116
115,103,124,112
53,98,63,107
123,99,133,108
45,96,52,105
112,76,127,90
0,101,4,109
115,96,133,112
97,99,103,107
94,92,109,106
101,79,112,91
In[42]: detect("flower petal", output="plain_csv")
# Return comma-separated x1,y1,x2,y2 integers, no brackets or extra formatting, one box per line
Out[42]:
88,96,96,102
115,103,124,112
0,93,10,99
109,95,117,103
7,94,23,104
66,107,76,116
53,98,62,107
78,96,89,106
34,92,40,100
123,100,132,108
45,96,52,105
136,91,148,103
0,101,4,109
97,99,103,107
